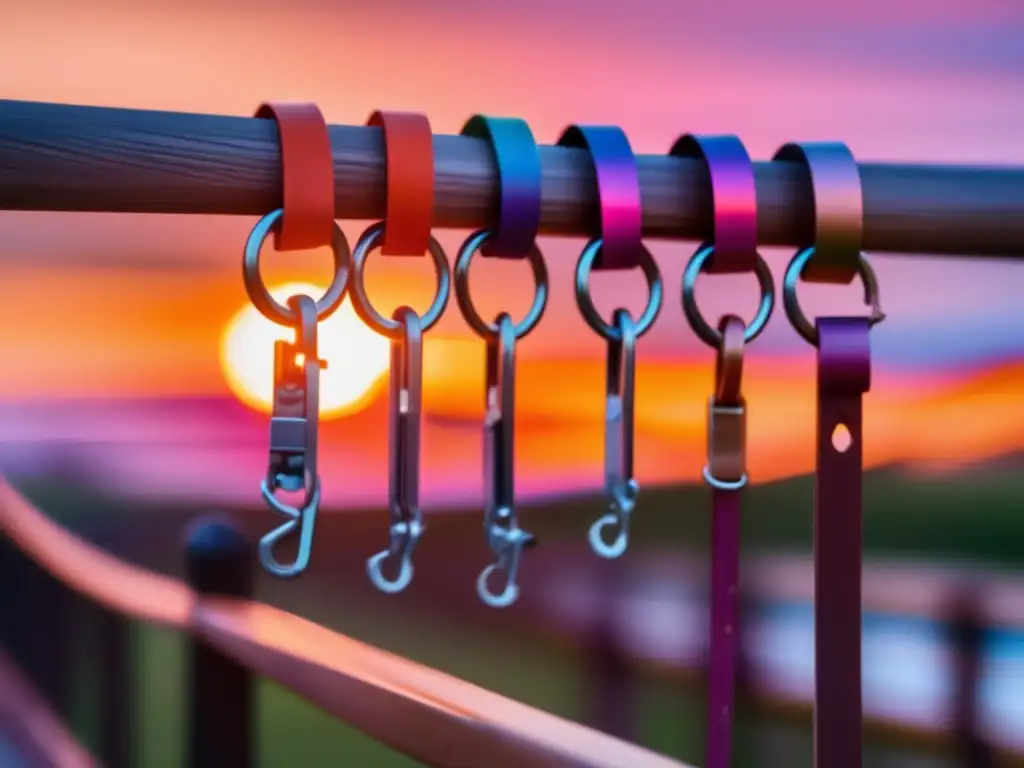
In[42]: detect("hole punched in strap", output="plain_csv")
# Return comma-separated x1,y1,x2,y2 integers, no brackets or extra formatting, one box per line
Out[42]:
814,317,871,768
779,142,879,768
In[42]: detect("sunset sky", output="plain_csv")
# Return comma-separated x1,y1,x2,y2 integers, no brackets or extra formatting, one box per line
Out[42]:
0,0,1021,504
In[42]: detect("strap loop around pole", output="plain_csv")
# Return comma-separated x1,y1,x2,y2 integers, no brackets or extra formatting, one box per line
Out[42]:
773,142,863,284
460,115,541,259
670,134,758,274
557,124,643,271
367,110,435,256
254,102,335,251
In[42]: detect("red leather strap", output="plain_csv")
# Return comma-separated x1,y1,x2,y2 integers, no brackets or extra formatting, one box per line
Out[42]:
815,316,871,768
367,111,434,256
254,102,335,252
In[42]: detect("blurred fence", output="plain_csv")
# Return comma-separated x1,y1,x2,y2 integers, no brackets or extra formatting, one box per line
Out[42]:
0,478,686,768
226,512,1024,766
7,487,1021,767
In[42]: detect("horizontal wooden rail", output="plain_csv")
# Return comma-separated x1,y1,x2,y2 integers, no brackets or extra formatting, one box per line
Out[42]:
0,648,100,768
282,526,1022,760
0,478,690,768
0,99,1022,258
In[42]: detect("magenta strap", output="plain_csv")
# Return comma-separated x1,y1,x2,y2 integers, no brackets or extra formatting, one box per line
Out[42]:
708,487,740,767
815,317,871,768
702,314,747,768
671,134,758,274
557,124,643,271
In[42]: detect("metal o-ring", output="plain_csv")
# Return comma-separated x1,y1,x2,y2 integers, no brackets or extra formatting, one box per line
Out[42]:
348,221,451,339
782,246,886,346
681,244,775,348
454,229,548,339
242,208,351,326
574,238,663,342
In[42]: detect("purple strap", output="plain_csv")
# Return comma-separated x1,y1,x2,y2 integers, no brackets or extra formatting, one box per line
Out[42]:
703,313,747,768
815,316,872,768
557,125,643,271
708,487,740,768
670,134,758,275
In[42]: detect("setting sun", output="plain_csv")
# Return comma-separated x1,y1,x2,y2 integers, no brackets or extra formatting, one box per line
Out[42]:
220,282,390,418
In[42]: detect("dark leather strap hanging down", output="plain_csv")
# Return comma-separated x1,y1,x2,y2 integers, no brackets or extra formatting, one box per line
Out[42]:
676,132,774,768
675,132,775,768
814,316,871,768
779,139,884,768
705,314,747,768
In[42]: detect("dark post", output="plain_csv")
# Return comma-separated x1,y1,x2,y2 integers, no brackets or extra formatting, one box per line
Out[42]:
0,538,74,720
93,606,135,768
947,583,993,768
582,562,633,740
185,515,254,768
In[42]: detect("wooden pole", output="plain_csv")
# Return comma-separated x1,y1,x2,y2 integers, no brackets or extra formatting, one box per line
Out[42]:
0,99,1022,258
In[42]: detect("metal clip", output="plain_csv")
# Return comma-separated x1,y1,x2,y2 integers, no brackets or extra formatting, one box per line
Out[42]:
258,294,325,579
704,314,749,491
589,309,638,559
367,307,425,594
477,313,535,608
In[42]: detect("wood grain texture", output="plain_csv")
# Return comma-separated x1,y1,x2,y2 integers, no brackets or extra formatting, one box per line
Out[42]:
0,478,691,768
0,99,1022,258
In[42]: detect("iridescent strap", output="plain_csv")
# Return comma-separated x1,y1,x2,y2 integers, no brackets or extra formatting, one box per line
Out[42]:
557,124,643,270
460,115,541,259
703,314,748,768
676,133,766,768
778,140,882,768
815,317,871,768
773,142,863,285
671,134,758,274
